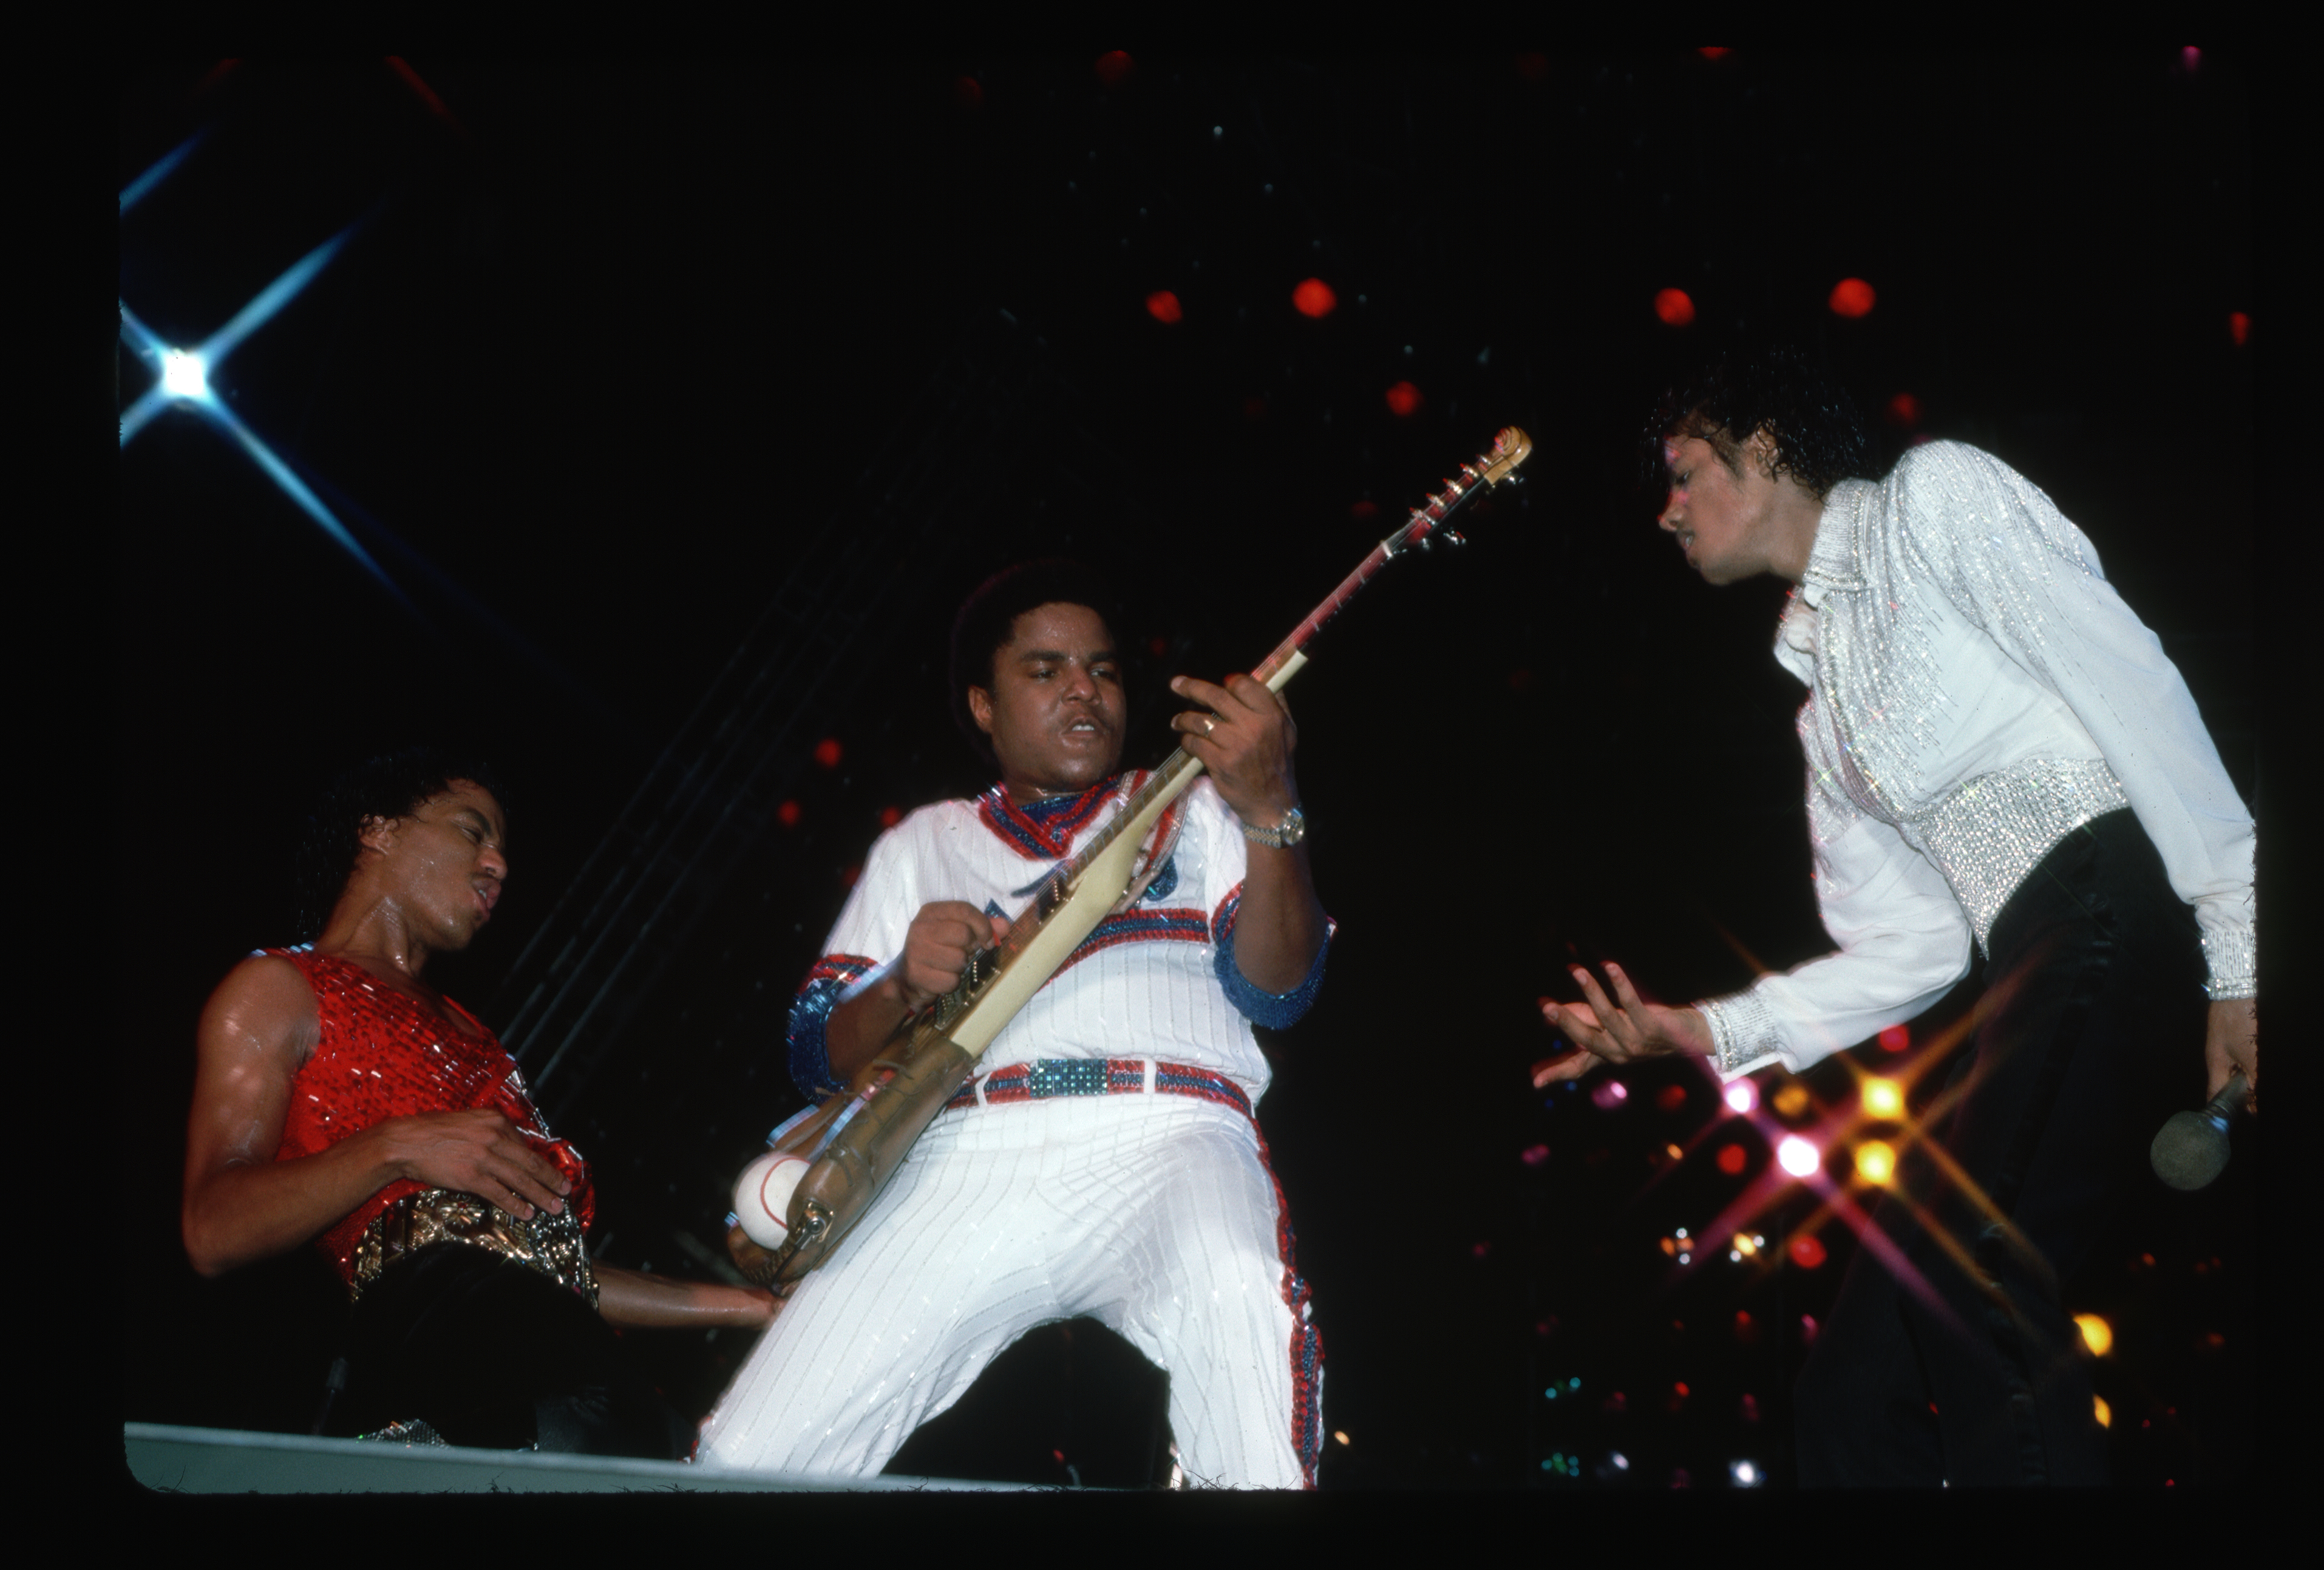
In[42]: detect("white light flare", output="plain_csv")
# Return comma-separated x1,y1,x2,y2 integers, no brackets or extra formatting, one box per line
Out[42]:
1776,1135,1821,1178
1729,1459,1762,1487
1724,1080,1758,1115
161,348,210,401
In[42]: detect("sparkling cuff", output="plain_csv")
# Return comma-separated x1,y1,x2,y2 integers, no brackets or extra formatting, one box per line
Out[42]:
787,955,878,1099
2202,921,2256,1001
1699,988,1785,1078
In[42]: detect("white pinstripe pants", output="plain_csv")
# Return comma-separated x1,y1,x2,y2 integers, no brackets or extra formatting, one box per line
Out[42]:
697,1091,1318,1487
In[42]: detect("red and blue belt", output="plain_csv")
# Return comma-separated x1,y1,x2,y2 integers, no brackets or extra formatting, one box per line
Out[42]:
944,1058,1252,1121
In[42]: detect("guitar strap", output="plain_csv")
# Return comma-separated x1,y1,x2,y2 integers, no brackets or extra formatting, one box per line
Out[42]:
1110,792,1187,915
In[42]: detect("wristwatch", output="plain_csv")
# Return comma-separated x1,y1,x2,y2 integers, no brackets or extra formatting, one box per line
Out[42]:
1240,805,1307,850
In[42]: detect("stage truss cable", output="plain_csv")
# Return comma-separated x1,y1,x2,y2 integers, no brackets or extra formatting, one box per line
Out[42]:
489,308,1093,1119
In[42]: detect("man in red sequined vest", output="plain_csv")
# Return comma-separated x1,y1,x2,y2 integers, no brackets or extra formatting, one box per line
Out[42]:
182,749,773,1456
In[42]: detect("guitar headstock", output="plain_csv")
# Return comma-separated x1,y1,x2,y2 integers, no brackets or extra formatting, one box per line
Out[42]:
1386,426,1535,555
1476,426,1533,487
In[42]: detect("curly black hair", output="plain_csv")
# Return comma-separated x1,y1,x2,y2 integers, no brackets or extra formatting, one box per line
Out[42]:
1645,343,1871,501
291,748,507,945
947,560,1128,768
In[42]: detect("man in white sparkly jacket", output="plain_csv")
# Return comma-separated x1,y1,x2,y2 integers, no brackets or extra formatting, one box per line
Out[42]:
1532,347,2256,1486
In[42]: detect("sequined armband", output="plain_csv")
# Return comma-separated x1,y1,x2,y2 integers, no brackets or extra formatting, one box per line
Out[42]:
1212,894,1333,1029
788,956,878,1099
2202,922,2257,1001
1699,990,1785,1078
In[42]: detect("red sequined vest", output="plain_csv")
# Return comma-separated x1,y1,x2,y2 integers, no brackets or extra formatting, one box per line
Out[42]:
270,948,595,1288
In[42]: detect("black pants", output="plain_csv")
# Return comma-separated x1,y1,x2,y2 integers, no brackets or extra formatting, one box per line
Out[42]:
332,1241,691,1460
1793,810,2208,1486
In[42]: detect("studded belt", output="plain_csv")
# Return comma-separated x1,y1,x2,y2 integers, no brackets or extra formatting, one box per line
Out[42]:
351,1186,599,1309
943,1058,1253,1121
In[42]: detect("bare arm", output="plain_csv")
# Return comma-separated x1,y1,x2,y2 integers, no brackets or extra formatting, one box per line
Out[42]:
1172,673,1326,991
593,1265,778,1330
182,955,573,1277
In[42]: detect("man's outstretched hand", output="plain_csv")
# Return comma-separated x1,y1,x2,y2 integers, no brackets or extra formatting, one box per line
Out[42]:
1531,962,1715,1087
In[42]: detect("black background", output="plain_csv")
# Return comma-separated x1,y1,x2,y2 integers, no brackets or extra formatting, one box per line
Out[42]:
117,53,2258,1489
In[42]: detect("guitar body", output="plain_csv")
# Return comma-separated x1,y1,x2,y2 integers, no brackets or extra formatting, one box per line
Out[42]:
728,428,1531,1291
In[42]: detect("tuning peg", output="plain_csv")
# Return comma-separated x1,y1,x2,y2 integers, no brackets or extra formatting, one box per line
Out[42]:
1444,529,1466,546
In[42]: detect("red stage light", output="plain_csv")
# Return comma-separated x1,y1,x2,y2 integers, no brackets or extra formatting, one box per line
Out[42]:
1656,1083,1688,1112
1149,634,1169,656
953,75,983,110
1521,1142,1551,1166
2181,46,2201,70
1385,380,1423,418
1829,277,1876,318
1885,392,1921,427
1877,1024,1910,1053
1292,277,1337,318
776,800,803,829
1716,1143,1748,1175
1698,47,1731,59
839,863,861,889
1515,53,1549,82
878,806,902,829
814,738,843,769
1789,1234,1828,1269
1145,290,1183,324
2229,311,2251,345
1095,51,1134,87
1654,288,1696,327
1350,499,1378,520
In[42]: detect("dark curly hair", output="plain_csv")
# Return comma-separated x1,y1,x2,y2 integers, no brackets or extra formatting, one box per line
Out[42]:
948,560,1127,768
291,748,507,944
1645,343,1870,501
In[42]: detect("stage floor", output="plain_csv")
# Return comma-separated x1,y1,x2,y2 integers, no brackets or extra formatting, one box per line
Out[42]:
124,1422,1050,1493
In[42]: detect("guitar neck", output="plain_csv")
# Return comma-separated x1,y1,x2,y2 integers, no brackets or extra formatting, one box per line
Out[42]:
936,429,1530,1011
1060,463,1492,879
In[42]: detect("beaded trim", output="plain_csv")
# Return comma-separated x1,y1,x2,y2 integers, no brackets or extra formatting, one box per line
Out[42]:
943,1058,1253,1118
1699,988,1785,1078
2202,921,2257,1001
1908,757,2129,954
352,1187,599,1309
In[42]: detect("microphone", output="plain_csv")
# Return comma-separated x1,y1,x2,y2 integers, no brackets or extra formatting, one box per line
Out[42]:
2149,1073,2249,1192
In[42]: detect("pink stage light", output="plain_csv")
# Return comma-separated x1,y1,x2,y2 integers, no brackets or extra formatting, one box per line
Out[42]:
1776,1135,1821,1178
1724,1081,1758,1114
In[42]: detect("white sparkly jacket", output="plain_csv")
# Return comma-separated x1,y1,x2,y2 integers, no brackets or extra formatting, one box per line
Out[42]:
1699,441,2255,1078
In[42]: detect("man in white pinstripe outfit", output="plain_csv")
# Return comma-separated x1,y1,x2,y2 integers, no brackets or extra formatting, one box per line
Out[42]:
698,562,1331,1487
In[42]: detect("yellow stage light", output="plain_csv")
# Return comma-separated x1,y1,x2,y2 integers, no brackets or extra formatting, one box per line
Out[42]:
1862,1077,1904,1120
2074,1314,2113,1357
2093,1395,2111,1429
1853,1140,1897,1186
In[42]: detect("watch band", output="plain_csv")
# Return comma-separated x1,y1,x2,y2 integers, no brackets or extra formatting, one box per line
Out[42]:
1240,805,1306,850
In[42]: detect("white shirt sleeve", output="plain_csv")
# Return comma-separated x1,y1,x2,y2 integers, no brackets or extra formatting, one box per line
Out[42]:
1701,773,1976,1078
1898,444,2255,997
